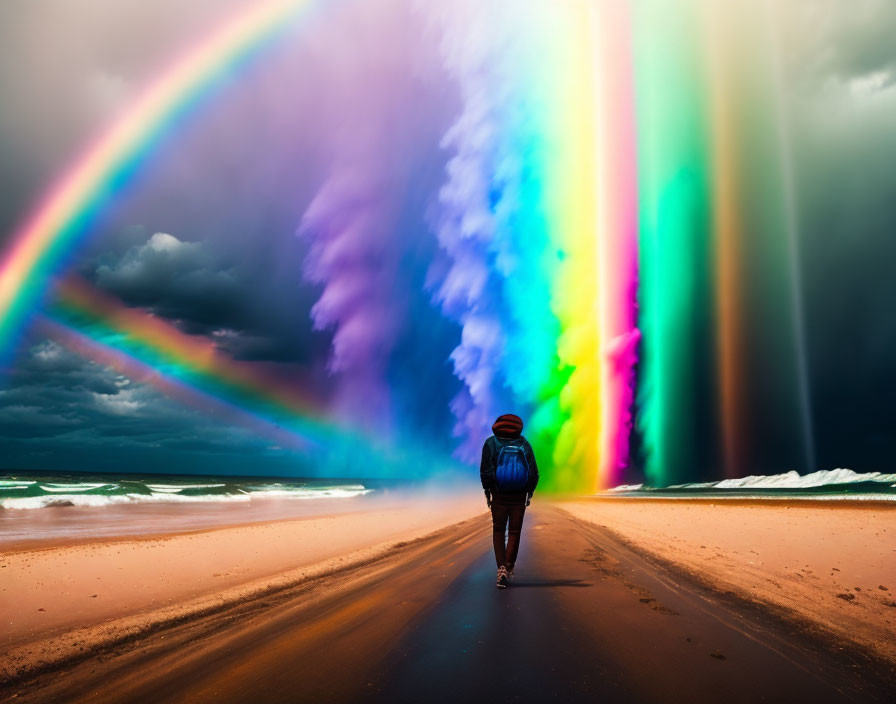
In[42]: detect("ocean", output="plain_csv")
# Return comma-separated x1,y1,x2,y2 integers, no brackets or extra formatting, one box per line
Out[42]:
603,468,896,501
4,467,892,549
0,471,375,511
0,471,395,547
4,468,894,511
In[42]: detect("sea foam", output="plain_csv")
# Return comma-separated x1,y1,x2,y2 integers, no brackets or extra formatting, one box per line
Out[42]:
711,468,896,489
39,483,115,493
0,475,373,510
607,468,896,496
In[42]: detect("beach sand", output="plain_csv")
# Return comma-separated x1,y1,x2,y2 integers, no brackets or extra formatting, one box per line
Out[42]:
2,496,895,702
558,498,896,662
0,490,485,679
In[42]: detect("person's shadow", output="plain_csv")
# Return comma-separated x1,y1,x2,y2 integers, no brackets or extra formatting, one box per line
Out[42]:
509,578,590,588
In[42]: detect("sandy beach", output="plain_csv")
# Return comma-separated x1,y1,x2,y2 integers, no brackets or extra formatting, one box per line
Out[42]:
2,497,895,702
1,491,484,679
559,498,896,663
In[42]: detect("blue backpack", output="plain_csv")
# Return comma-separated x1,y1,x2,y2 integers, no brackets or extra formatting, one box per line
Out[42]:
495,440,530,492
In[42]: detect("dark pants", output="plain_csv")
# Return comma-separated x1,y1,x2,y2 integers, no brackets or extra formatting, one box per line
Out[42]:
490,497,527,569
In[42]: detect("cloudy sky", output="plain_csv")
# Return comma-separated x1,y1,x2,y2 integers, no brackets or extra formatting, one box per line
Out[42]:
0,0,894,478
778,0,896,471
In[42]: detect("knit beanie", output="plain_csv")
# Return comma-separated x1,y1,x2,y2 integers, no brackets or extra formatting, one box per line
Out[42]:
492,413,523,438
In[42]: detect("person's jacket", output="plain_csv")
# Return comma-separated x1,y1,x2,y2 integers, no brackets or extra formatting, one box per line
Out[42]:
479,432,539,501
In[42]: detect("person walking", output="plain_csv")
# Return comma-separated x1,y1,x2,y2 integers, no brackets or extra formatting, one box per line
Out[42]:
480,413,539,589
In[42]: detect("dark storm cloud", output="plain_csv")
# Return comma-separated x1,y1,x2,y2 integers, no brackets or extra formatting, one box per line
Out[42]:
0,402,79,439
80,231,321,364
0,339,180,443
819,0,896,84
774,1,896,471
91,232,246,332
0,336,290,460
781,0,896,89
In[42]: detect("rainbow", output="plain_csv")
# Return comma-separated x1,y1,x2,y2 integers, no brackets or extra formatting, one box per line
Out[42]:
633,0,714,486
429,2,641,492
47,276,454,476
0,0,327,358
36,314,314,450
50,277,329,439
632,0,814,484
546,2,640,491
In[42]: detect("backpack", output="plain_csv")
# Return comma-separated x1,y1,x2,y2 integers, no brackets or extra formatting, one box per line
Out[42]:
494,440,530,492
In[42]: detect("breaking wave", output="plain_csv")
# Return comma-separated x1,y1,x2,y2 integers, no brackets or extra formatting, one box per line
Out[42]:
0,473,373,510
606,468,896,499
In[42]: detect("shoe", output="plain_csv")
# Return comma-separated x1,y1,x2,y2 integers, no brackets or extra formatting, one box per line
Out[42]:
506,567,515,583
496,566,508,589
